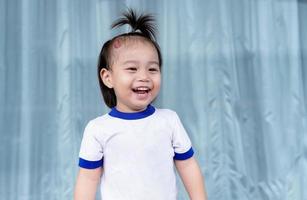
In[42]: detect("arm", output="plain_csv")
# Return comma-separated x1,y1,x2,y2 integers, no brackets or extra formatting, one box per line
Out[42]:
175,157,208,200
74,167,103,200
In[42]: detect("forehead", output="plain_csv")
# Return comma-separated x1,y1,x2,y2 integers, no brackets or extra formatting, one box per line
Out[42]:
110,36,159,64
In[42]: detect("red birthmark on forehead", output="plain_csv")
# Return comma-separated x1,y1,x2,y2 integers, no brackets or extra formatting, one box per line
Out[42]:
113,39,122,48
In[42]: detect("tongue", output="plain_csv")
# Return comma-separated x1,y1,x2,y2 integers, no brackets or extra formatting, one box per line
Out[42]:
134,90,149,100
136,90,147,94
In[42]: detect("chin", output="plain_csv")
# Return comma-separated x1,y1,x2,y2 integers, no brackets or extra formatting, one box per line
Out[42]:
134,105,149,111
131,103,150,111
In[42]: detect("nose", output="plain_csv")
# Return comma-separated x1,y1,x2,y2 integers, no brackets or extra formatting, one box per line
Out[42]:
137,69,149,82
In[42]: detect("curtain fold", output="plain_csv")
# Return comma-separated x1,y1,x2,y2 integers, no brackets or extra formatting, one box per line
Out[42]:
1,0,306,199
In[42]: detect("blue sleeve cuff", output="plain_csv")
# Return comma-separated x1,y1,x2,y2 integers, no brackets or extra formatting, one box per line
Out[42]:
79,158,103,169
174,147,194,160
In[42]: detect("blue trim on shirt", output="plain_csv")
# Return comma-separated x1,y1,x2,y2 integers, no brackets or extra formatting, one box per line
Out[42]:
109,104,155,120
174,147,194,160
79,158,103,169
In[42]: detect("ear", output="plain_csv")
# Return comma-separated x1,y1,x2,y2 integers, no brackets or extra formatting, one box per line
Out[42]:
100,68,113,88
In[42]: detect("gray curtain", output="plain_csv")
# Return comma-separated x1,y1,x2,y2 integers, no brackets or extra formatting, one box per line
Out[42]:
1,0,307,199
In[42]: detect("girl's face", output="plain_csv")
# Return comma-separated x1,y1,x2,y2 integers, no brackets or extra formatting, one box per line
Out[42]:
102,39,161,112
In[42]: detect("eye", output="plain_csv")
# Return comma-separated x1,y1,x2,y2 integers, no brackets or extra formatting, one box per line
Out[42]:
149,67,159,72
126,67,137,72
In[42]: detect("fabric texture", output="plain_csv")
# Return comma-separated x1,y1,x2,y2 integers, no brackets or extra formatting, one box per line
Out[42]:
1,0,307,199
78,106,193,199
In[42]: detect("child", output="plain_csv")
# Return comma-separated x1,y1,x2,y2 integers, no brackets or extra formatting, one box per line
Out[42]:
74,9,208,200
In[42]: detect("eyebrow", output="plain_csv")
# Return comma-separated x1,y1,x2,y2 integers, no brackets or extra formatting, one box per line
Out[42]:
123,60,159,65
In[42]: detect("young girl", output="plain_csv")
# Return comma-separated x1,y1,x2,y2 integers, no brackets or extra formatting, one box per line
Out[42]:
74,9,208,200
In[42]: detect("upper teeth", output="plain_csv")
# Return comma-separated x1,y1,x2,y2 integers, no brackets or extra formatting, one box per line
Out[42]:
136,87,149,90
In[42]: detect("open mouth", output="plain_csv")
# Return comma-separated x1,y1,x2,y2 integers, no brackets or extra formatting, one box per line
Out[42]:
132,87,151,94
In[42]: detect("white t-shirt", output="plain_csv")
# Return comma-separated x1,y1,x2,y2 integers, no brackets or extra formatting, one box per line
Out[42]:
78,105,194,200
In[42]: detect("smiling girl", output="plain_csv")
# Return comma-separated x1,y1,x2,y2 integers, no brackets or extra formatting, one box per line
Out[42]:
74,9,207,200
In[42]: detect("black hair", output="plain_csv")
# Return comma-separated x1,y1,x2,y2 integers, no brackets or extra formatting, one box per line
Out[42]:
97,8,163,108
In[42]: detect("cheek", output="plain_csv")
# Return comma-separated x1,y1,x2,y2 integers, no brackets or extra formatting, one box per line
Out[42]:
153,75,161,90
112,74,132,89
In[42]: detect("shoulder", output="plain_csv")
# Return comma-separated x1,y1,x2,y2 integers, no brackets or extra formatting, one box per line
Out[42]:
83,113,113,135
153,108,181,126
155,108,179,119
86,113,110,126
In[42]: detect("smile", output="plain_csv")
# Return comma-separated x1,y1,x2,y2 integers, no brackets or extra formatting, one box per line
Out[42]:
132,87,151,94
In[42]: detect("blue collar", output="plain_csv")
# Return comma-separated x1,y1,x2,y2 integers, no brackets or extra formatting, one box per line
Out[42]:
109,105,155,120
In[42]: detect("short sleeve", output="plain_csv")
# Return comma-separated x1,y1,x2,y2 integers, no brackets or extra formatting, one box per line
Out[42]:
78,120,104,169
171,112,194,160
